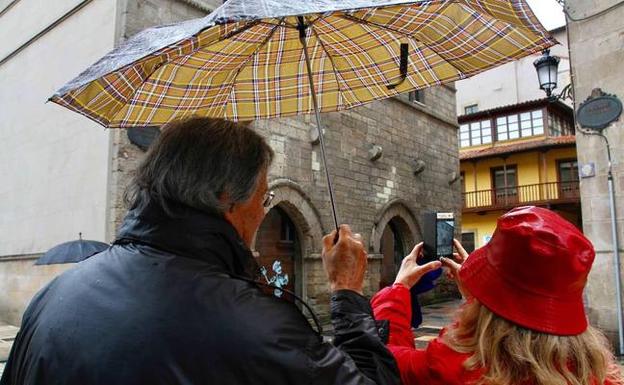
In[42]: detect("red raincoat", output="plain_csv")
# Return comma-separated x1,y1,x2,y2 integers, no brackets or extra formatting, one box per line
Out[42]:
371,284,616,385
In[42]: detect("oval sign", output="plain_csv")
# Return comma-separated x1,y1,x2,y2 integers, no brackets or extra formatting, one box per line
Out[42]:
577,95,622,130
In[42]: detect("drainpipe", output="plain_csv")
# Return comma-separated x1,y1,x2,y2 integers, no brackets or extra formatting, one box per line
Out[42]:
602,134,624,356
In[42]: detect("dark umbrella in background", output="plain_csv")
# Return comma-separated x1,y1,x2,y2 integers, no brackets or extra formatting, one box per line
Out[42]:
34,233,109,265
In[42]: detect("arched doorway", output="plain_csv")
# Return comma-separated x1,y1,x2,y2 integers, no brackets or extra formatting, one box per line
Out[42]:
379,217,410,289
254,206,302,300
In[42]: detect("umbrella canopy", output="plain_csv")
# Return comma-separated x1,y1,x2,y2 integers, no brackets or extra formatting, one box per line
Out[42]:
50,0,555,127
35,234,109,265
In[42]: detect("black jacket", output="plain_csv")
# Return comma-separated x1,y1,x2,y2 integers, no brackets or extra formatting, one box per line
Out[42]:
1,201,400,385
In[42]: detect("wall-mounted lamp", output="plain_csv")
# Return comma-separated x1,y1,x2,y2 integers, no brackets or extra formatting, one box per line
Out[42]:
534,49,572,102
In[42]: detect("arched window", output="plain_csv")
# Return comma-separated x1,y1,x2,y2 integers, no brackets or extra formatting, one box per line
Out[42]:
379,217,409,289
255,206,302,299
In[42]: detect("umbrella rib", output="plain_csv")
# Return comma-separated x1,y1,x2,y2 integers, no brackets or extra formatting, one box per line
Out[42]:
308,23,348,108
340,7,553,81
338,13,469,80
220,18,286,118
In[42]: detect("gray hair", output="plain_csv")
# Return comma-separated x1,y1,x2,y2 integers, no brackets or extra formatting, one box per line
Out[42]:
125,117,274,216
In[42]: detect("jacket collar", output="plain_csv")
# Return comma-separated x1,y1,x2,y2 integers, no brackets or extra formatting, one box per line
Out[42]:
115,199,257,278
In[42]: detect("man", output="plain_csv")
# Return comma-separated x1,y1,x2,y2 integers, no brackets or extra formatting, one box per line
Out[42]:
1,118,400,385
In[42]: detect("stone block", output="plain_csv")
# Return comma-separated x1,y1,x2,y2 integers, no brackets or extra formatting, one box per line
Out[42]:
584,221,615,252
590,197,612,221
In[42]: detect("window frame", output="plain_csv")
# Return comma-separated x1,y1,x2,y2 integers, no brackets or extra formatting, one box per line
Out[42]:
495,109,545,141
464,104,479,115
557,158,579,183
459,119,493,148
490,165,518,203
461,231,476,253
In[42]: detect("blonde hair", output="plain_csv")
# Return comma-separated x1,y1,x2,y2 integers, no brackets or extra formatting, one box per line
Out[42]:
442,299,623,385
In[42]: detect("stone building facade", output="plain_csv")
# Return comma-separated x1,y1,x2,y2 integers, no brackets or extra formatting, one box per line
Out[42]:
565,0,624,348
0,0,461,325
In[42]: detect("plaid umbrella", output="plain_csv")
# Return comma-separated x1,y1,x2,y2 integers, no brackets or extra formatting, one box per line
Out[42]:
50,0,555,229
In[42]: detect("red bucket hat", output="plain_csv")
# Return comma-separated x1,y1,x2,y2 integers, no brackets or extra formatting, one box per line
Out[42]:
459,206,595,335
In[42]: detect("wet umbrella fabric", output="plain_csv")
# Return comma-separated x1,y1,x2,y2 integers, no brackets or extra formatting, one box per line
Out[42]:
35,238,109,265
49,0,555,229
50,0,555,127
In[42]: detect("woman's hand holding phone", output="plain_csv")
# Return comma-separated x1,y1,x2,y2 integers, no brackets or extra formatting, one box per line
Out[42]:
440,239,470,298
394,242,442,289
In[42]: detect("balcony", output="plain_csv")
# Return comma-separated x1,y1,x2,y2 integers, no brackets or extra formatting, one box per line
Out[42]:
462,181,580,212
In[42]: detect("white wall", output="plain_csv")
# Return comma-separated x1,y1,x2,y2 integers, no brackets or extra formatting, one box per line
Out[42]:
456,29,570,115
0,0,117,256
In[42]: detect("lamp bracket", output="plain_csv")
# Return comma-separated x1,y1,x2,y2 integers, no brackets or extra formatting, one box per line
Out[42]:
548,83,573,102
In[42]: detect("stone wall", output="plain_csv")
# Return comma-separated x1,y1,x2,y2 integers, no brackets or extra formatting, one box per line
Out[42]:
248,90,461,317
0,256,73,325
0,0,117,325
106,0,212,240
566,0,624,347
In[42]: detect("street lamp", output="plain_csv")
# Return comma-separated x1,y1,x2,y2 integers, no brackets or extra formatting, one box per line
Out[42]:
533,49,560,97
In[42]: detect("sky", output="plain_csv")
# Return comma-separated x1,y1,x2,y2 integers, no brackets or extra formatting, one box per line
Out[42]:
526,0,566,30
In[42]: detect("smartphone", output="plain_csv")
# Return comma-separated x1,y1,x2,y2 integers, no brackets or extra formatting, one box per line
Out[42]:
422,211,455,263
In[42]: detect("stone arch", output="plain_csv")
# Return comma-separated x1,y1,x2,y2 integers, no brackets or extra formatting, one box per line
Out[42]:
370,199,421,254
260,178,325,256
251,179,325,301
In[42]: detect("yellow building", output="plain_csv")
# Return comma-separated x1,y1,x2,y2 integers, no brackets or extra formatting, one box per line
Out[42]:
459,98,579,252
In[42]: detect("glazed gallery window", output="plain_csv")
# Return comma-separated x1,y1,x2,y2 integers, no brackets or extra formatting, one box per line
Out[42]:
496,110,544,141
548,113,574,137
459,119,492,147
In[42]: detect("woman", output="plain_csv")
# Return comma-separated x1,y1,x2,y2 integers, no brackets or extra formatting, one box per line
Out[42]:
372,206,622,385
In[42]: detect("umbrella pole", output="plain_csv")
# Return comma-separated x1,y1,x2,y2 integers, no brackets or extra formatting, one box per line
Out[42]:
298,18,340,232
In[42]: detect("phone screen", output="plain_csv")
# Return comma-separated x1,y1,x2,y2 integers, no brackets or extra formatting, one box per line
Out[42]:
436,219,454,257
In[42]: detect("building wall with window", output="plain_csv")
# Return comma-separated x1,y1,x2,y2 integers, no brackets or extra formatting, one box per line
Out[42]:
455,20,581,257
462,147,578,193
456,27,570,115
459,102,574,149
461,146,580,248
0,0,121,325
458,99,579,250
